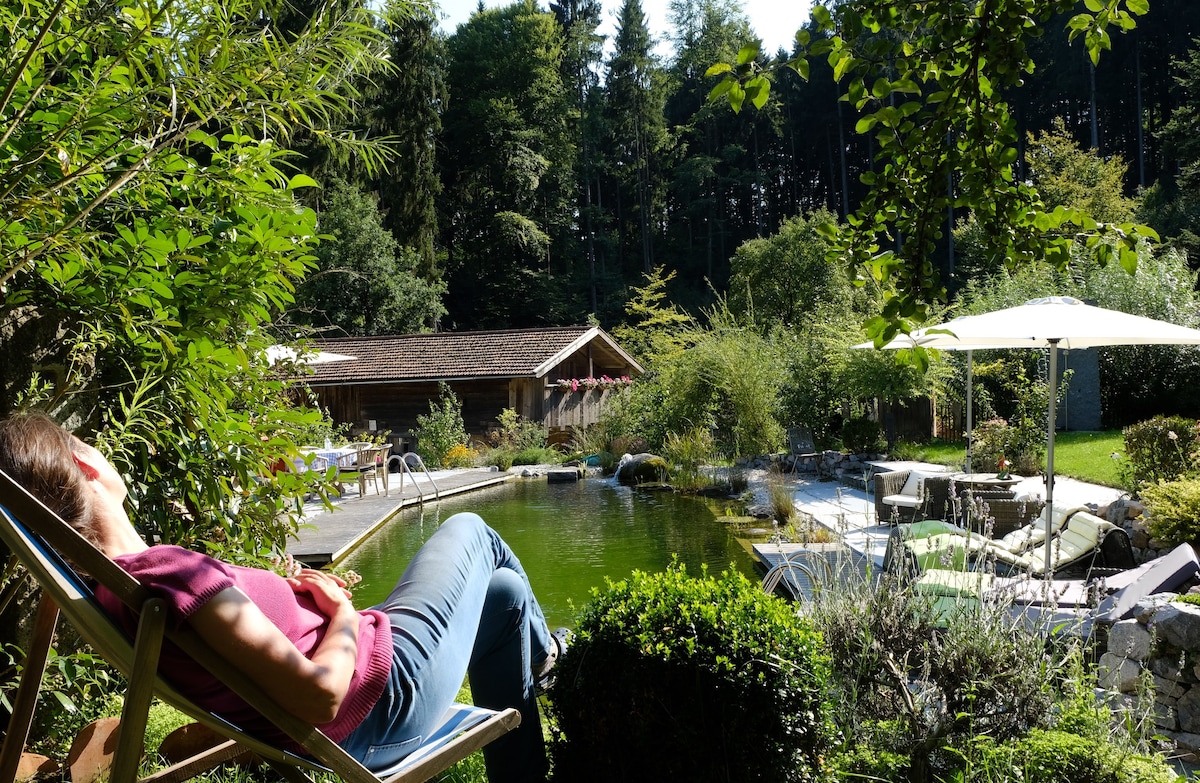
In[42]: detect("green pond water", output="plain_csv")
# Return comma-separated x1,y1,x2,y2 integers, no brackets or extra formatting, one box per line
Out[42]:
342,477,762,628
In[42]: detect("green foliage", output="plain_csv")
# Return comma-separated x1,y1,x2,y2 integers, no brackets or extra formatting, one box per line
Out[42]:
661,427,718,492
968,730,1178,783
727,209,848,330
1122,415,1200,488
966,359,1061,476
972,418,1038,477
492,408,549,452
145,701,193,756
1,643,124,757
957,119,1140,279
707,1,1156,344
1028,119,1139,224
840,416,883,454
830,742,911,781
292,178,446,335
0,0,398,555
805,572,1059,777
483,409,554,468
767,477,797,524
547,563,833,783
642,307,786,457
1139,478,1200,547
414,384,468,468
511,446,561,466
610,266,694,366
439,0,577,328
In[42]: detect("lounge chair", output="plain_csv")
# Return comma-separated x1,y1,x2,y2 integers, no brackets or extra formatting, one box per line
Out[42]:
0,468,520,783
887,504,1097,576
912,542,1200,633
988,510,1121,577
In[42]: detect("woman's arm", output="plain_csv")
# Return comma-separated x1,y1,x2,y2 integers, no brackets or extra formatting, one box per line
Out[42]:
186,569,361,725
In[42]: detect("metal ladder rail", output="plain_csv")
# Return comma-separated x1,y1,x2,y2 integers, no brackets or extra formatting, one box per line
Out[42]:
387,452,441,504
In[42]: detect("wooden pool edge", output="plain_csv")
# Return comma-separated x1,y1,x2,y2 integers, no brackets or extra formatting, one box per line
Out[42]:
290,470,517,567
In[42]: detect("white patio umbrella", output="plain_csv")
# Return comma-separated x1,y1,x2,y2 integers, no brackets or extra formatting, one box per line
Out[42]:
264,345,357,365
857,296,1200,576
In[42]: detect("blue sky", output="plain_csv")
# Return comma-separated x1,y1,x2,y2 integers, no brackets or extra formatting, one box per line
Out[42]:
432,0,811,59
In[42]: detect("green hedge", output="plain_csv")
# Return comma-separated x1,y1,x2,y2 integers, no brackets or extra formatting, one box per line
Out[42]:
547,564,832,783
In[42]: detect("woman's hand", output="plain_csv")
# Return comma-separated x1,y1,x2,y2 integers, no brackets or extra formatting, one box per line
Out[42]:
287,569,354,614
189,578,361,725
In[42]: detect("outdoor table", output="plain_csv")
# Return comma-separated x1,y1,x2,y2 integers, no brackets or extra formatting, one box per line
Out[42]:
949,472,1022,491
294,446,358,473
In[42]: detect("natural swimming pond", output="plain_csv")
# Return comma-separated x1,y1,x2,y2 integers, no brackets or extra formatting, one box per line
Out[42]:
342,477,762,628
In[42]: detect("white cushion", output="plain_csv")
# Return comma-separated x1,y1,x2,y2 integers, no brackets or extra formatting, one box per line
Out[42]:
900,471,928,497
883,494,921,508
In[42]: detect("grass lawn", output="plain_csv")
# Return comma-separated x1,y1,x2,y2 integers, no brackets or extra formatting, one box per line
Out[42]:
898,430,1126,489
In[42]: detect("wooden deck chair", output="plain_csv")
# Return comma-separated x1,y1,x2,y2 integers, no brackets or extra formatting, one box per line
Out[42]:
0,468,520,783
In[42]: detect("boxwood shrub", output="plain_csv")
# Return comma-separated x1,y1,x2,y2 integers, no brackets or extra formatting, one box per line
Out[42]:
1139,477,1200,547
969,729,1178,783
547,563,832,783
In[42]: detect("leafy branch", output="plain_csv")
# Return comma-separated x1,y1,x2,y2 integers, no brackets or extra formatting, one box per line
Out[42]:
706,0,1156,345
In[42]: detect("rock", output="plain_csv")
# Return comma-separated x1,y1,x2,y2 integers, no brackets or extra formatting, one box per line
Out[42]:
614,453,669,485
15,753,59,782
1098,651,1142,692
1108,619,1153,661
547,468,582,482
1178,687,1200,734
66,717,123,783
1153,602,1200,650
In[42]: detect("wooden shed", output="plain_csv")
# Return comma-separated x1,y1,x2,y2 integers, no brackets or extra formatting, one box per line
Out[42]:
303,326,643,449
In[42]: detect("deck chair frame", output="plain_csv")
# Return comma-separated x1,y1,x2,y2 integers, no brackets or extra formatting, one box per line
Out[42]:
0,468,519,783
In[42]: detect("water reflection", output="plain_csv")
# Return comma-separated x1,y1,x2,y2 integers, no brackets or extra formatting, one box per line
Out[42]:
341,477,759,628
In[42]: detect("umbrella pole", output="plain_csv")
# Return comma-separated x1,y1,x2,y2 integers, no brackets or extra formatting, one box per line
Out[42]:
965,350,973,472
1045,339,1060,578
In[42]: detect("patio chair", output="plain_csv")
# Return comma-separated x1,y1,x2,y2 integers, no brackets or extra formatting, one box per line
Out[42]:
337,447,382,497
0,468,520,783
874,469,953,524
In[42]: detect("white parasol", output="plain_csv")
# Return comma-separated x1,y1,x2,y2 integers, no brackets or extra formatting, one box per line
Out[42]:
857,296,1200,575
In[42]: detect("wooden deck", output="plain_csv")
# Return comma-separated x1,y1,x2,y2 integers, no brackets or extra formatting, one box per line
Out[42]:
754,542,874,601
290,469,515,566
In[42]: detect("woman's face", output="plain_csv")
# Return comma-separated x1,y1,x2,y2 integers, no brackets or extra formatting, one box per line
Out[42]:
71,438,128,506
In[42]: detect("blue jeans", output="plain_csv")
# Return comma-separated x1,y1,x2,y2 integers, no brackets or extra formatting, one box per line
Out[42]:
338,513,552,782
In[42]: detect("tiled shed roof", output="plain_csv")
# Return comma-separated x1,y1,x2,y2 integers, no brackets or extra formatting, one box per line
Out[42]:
300,326,642,385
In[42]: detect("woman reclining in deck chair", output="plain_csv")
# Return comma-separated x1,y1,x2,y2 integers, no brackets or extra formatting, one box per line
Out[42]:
0,412,564,783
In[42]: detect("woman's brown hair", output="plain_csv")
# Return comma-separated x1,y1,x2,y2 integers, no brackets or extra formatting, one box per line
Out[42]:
0,411,96,543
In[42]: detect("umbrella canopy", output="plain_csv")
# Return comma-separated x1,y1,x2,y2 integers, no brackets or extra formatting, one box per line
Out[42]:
264,345,357,365
858,297,1200,576
899,296,1200,351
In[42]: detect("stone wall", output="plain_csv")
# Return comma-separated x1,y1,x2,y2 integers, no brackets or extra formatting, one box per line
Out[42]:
1099,594,1200,759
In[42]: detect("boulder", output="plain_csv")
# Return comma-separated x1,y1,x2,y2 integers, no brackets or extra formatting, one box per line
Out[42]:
614,453,669,485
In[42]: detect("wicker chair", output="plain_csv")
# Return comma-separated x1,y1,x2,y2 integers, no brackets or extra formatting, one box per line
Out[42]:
874,470,953,524
952,487,1030,538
